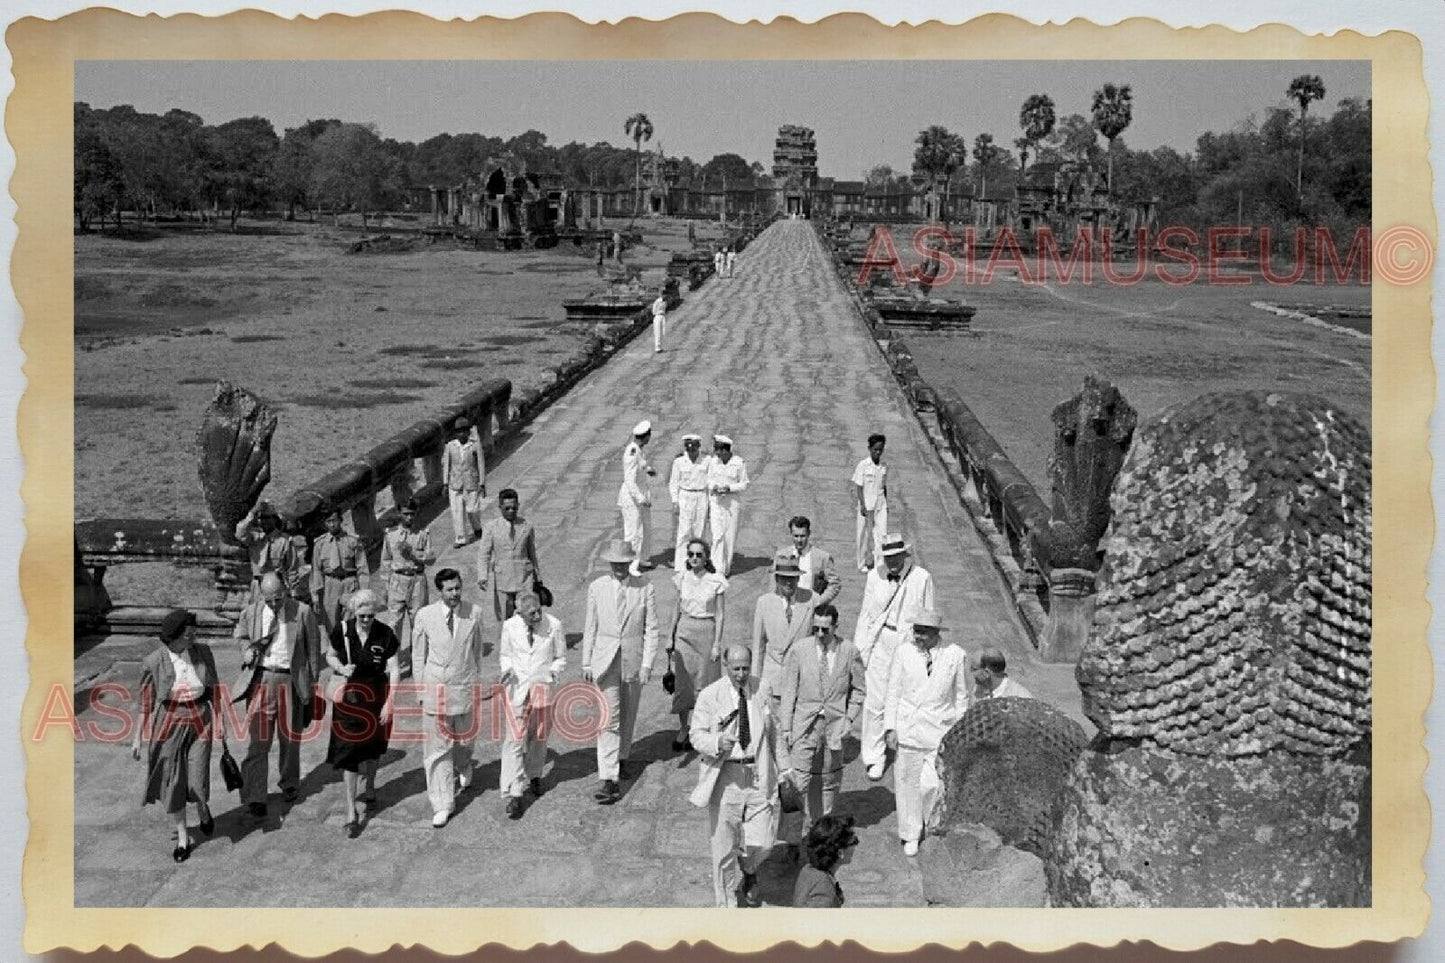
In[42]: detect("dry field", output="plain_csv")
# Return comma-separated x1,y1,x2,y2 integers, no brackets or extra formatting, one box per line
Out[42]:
909,266,1371,491
75,215,721,521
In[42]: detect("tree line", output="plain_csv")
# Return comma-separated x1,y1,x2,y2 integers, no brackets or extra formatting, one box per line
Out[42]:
74,103,770,231
883,75,1368,233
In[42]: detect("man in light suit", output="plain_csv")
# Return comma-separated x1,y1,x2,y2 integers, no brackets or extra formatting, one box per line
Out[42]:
669,433,712,572
617,421,656,576
475,488,541,625
497,591,566,819
788,515,841,606
972,646,1034,701
853,533,934,781
581,540,659,804
232,572,322,824
689,644,778,908
778,602,866,842
751,550,816,703
411,567,486,827
442,417,485,548
884,609,969,856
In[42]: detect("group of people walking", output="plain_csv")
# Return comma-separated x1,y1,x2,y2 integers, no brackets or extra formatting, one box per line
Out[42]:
131,418,1034,909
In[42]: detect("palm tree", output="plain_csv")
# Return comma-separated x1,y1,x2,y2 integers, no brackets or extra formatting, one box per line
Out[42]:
913,125,966,222
1018,93,1056,175
624,112,654,220
1091,83,1133,193
972,133,1002,198
1013,136,1032,177
1287,74,1326,200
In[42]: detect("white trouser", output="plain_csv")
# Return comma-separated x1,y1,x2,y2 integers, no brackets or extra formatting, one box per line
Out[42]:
619,498,648,574
859,627,903,767
422,710,476,816
448,488,480,542
500,703,549,797
856,498,888,571
894,745,941,843
594,658,641,782
672,490,710,570
708,761,775,907
709,494,742,574
653,313,666,351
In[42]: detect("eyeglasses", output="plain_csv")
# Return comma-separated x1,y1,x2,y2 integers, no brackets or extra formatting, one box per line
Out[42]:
687,551,706,558
812,625,833,635
355,612,376,620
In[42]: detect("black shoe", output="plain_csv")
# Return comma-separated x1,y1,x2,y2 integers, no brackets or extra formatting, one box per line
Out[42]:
738,871,760,907
172,843,191,863
345,819,362,839
530,778,544,798
197,809,215,836
593,780,620,805
671,734,691,752
506,797,524,820
282,787,299,803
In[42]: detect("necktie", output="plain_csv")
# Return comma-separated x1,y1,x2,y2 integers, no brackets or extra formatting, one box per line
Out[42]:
887,572,900,582
616,582,626,613
924,648,934,675
736,687,751,751
446,610,455,635
785,600,793,624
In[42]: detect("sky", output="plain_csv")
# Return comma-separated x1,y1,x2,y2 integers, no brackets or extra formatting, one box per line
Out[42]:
76,60,1369,179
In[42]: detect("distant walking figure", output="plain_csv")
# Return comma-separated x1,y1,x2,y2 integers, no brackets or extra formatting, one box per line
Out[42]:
652,288,668,353
706,434,749,575
617,421,657,576
725,246,737,278
713,247,726,279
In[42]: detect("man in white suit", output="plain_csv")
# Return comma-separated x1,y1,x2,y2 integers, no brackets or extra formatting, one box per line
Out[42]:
498,591,566,819
884,609,969,856
971,645,1033,701
442,416,485,547
617,421,656,576
669,433,712,572
689,644,778,908
411,567,486,828
581,540,659,805
853,533,934,780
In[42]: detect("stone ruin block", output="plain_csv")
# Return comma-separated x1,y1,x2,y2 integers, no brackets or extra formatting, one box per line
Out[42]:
1047,742,1370,907
194,380,277,545
1047,390,1372,908
1078,390,1371,756
932,696,1089,857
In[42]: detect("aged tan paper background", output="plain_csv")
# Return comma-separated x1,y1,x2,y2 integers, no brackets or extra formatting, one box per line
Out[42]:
12,9,1432,955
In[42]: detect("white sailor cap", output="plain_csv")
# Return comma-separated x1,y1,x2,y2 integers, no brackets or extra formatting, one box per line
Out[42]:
632,420,652,436
713,434,734,447
682,433,703,443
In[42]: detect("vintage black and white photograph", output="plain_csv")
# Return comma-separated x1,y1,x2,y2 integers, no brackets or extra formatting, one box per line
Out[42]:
67,54,1374,912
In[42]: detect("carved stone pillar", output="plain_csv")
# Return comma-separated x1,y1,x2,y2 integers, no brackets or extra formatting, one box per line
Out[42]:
1037,567,1096,663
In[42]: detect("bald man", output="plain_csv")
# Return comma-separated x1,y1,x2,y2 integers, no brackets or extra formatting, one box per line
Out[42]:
231,572,322,823
689,643,777,908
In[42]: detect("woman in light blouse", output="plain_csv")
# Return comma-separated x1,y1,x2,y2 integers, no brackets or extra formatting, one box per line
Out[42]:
131,608,219,863
667,537,727,750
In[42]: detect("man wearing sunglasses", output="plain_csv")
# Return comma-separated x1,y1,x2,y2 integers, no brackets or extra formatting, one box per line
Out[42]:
778,603,866,849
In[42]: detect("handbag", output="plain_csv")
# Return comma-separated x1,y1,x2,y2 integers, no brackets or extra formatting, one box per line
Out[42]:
325,625,352,704
778,776,803,814
219,735,243,793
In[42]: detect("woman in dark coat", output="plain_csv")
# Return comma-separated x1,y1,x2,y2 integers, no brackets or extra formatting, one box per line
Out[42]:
130,608,219,862
793,814,859,907
325,588,400,838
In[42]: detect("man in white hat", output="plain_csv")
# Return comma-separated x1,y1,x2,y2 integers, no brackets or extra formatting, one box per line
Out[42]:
668,433,713,572
884,608,969,856
689,643,778,907
853,533,934,780
581,539,660,804
705,434,749,575
617,421,657,576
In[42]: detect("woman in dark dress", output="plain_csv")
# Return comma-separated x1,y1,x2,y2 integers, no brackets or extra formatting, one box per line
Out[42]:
325,589,400,838
793,814,859,907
